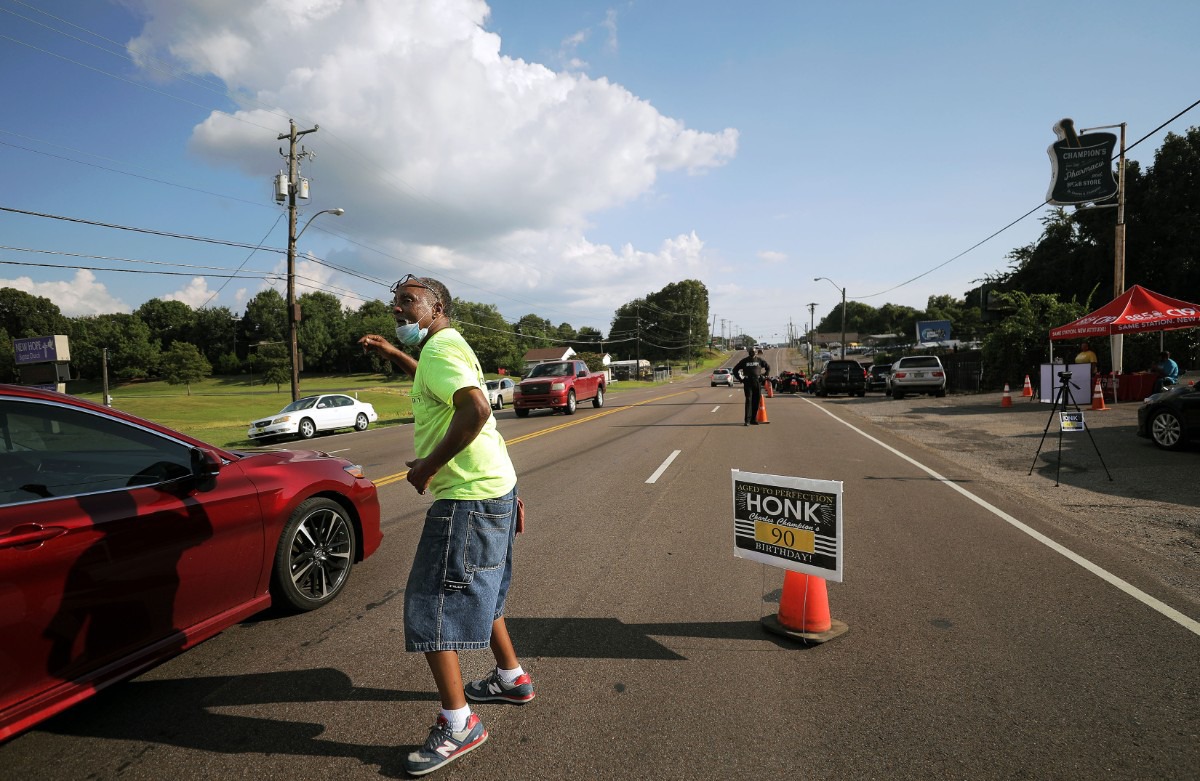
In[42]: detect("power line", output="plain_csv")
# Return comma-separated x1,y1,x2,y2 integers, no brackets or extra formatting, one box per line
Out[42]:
856,95,1200,301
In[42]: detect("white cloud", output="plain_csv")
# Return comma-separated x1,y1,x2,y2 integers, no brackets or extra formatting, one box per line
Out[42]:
758,250,787,264
0,269,130,317
601,8,619,52
125,0,738,326
164,276,219,308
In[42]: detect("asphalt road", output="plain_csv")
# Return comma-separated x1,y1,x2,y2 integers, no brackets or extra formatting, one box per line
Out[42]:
4,351,1197,780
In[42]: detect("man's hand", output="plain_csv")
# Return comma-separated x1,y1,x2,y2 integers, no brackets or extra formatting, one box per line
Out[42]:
405,458,434,495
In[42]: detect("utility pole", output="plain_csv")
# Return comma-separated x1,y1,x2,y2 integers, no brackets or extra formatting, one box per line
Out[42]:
279,119,319,402
807,302,818,375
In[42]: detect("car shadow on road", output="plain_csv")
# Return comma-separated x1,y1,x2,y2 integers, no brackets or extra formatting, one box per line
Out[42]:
38,667,436,778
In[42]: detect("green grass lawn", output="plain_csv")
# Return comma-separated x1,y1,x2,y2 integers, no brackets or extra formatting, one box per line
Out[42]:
67,374,415,449
62,352,731,449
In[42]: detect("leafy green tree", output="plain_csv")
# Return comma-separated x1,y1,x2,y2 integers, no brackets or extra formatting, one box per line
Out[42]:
454,300,521,372
136,299,195,352
244,289,287,345
160,341,212,395
0,288,70,338
213,351,241,375
0,328,14,383
258,343,290,392
575,352,606,372
570,326,606,355
345,300,397,375
297,291,347,373
611,280,710,366
187,306,238,367
68,314,160,380
980,292,1085,388
516,314,553,353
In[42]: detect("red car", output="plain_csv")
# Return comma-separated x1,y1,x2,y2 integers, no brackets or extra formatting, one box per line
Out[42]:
0,385,382,741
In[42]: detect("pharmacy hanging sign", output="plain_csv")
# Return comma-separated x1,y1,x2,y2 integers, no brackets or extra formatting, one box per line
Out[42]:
731,470,843,581
1046,118,1118,205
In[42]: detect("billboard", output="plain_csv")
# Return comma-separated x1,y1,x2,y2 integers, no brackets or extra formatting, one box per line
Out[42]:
915,320,951,343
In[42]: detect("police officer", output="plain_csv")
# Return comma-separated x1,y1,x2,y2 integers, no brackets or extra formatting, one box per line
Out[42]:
732,346,770,425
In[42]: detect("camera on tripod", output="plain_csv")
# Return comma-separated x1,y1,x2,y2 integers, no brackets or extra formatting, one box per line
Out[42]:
1057,370,1072,380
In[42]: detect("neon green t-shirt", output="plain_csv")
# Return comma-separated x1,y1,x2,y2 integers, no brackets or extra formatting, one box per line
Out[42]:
411,328,516,500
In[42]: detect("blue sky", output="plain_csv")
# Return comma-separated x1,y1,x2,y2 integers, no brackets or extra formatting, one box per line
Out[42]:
2,0,1198,346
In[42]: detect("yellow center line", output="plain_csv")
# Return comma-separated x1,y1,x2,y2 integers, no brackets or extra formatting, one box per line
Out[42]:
372,387,698,487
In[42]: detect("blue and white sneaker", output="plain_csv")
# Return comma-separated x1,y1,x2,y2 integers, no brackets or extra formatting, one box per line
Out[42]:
464,669,536,704
403,713,488,777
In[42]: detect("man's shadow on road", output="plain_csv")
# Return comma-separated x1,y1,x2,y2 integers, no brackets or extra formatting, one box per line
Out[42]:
40,667,435,778
37,619,795,775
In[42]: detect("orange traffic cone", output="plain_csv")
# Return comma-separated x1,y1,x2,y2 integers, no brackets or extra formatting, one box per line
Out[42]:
761,571,849,645
1091,378,1108,411
765,379,774,398
756,392,770,423
1022,375,1034,397
1001,383,1013,407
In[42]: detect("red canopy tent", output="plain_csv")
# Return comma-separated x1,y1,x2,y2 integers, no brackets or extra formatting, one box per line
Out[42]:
1049,284,1200,340
1049,285,1199,400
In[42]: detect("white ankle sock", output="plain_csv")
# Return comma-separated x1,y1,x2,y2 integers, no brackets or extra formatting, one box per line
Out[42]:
441,705,471,732
497,665,524,683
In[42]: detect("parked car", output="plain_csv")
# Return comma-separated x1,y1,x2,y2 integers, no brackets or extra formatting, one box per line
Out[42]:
0,385,382,741
807,369,823,394
777,371,807,393
888,356,947,399
711,368,734,386
1137,382,1200,450
867,363,892,393
814,360,867,397
486,378,516,409
247,393,378,441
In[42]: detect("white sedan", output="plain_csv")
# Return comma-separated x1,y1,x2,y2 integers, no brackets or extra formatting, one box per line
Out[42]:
248,393,378,441
486,378,516,409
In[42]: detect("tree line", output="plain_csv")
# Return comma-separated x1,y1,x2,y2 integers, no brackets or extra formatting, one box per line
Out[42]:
0,278,713,387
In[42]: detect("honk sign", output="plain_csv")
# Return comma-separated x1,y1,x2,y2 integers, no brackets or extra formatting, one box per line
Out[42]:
731,470,843,581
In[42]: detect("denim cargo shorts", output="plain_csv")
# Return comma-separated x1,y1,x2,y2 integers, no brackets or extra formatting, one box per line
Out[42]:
404,486,517,652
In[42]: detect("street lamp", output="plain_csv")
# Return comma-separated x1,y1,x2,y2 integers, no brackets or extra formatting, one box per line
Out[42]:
815,277,846,360
287,207,344,401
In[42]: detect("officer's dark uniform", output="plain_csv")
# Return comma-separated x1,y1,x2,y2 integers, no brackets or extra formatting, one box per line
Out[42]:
731,348,770,425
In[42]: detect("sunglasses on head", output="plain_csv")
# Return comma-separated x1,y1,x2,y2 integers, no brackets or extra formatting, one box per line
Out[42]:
390,274,431,295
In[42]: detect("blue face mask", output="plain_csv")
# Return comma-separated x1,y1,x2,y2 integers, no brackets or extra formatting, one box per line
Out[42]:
395,319,428,346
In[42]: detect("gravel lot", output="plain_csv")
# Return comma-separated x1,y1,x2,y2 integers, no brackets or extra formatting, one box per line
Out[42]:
823,388,1199,610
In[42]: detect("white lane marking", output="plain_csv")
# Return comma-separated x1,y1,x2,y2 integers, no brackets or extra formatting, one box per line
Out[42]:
712,406,721,413
323,448,350,454
646,449,682,484
804,399,1200,637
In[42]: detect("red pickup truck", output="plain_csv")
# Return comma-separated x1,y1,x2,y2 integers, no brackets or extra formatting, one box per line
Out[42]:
513,360,606,417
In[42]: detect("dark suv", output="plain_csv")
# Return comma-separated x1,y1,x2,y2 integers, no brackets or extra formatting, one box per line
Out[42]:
814,360,867,397
867,364,892,393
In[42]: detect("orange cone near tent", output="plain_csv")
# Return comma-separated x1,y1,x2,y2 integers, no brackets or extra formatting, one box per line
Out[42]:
1022,375,1034,397
1001,383,1013,407
761,571,849,645
1091,378,1108,411
756,393,770,423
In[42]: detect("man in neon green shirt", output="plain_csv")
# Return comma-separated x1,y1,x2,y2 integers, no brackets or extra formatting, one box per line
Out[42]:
360,275,532,776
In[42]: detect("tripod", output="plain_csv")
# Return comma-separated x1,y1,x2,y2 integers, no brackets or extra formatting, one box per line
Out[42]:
1028,371,1113,486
